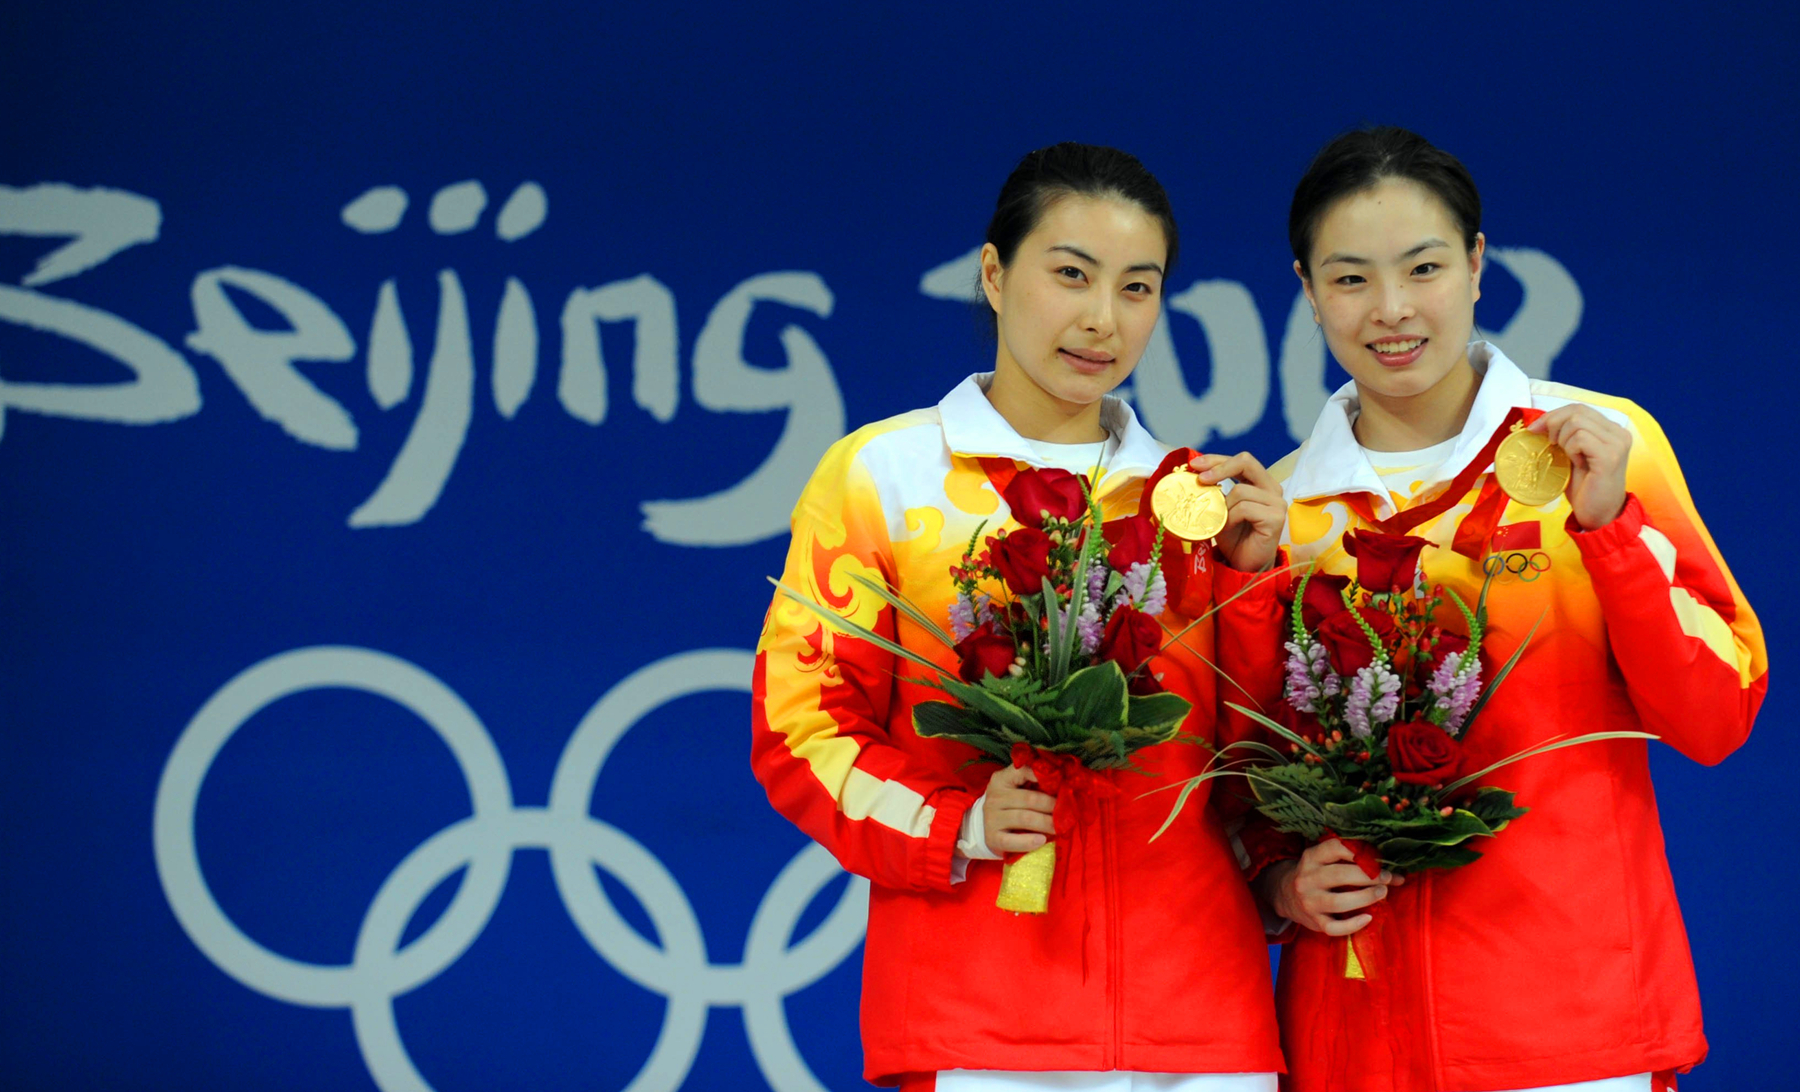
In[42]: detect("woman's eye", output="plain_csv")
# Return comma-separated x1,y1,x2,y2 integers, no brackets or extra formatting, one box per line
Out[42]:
1334,274,1365,286
1412,262,1440,276
1124,281,1155,296
1058,266,1086,281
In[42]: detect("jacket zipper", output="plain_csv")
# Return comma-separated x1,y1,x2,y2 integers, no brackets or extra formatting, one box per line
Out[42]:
1103,796,1122,1069
1422,870,1442,1088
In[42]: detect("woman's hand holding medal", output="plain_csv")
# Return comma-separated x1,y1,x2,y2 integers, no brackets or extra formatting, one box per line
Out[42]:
1189,451,1287,572
1527,405,1633,530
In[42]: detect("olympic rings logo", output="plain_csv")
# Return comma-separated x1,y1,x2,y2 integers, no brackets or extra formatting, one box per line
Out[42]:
1482,551,1553,582
152,646,866,1092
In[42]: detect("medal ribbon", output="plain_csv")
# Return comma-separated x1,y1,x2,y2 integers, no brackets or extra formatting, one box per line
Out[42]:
1340,406,1545,560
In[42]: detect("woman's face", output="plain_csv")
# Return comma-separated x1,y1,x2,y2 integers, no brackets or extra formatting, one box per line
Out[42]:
1300,177,1484,404
982,194,1167,411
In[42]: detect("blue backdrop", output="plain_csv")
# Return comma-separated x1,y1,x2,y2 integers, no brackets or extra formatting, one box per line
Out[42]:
3,4,1795,1090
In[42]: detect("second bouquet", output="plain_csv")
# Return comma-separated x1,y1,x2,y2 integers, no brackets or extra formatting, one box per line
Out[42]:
776,463,1196,913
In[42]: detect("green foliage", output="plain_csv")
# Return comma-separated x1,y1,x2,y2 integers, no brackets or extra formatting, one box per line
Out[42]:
1059,662,1130,732
1127,691,1191,732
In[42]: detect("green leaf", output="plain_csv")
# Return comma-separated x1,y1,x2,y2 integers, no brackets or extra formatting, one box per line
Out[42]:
1382,843,1484,872
1252,792,1327,839
1321,795,1404,833
1224,701,1323,758
848,572,956,649
1466,787,1528,828
912,699,980,739
1126,691,1193,732
1462,609,1546,727
1042,576,1081,685
1440,730,1659,796
935,676,1053,745
1057,661,1130,731
911,702,1013,762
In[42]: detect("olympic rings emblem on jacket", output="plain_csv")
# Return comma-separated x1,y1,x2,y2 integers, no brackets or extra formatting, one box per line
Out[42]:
1482,550,1554,582
152,646,866,1092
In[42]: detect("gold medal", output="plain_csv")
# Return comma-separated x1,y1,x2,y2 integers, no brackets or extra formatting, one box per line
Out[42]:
1151,466,1228,542
1494,425,1571,508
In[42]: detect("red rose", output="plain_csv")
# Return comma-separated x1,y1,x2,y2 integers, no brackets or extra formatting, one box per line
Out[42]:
1003,467,1088,529
989,527,1054,595
1314,606,1397,675
1343,530,1433,594
1386,720,1463,785
954,622,1017,683
1280,570,1352,630
1103,514,1157,571
1097,604,1162,673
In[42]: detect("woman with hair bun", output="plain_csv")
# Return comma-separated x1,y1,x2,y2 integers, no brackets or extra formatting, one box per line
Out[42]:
754,143,1292,1090
1252,126,1767,1092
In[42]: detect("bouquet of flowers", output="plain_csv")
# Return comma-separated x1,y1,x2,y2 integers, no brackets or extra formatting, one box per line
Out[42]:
1157,529,1653,879
776,463,1222,913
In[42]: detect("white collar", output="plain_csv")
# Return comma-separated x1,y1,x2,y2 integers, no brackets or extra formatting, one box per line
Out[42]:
1284,342,1533,519
936,373,1169,488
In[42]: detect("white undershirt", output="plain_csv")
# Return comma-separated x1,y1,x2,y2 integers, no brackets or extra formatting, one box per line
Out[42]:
1357,436,1459,503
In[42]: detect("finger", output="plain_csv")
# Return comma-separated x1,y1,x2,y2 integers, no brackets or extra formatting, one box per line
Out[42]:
989,831,1048,854
991,808,1057,835
1314,863,1386,890
1223,499,1285,534
1320,885,1389,915
1525,407,1563,434
990,764,1038,791
990,788,1057,814
1304,838,1356,866
1319,912,1373,936
1223,485,1283,514
1196,452,1274,489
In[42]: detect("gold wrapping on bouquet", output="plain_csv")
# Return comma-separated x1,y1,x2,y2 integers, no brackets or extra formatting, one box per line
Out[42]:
1344,934,1367,979
995,842,1056,913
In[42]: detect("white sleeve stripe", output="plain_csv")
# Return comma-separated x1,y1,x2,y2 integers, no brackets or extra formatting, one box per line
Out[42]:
840,765,937,838
1638,525,1679,582
1668,586,1749,683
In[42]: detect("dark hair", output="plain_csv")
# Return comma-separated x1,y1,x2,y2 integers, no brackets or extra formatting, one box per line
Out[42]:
978,142,1179,326
1289,126,1481,276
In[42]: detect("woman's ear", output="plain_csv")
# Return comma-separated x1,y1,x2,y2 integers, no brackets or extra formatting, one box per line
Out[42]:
1468,232,1486,305
1294,259,1318,324
980,243,1005,318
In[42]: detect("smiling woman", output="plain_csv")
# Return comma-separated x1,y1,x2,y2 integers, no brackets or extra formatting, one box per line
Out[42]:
752,143,1292,1091
1256,127,1768,1092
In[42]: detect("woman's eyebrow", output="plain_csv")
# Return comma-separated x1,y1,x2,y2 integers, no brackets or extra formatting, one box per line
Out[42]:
1046,244,1163,277
1047,243,1100,265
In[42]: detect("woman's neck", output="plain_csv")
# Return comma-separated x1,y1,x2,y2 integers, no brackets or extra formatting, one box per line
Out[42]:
985,359,1110,443
1352,356,1481,452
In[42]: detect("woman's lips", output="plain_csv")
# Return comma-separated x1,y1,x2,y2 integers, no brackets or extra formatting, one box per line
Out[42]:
1369,337,1427,368
1059,348,1115,375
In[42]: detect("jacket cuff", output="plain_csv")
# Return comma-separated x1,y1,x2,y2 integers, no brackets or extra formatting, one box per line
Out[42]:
917,788,976,892
1566,492,1644,557
1238,821,1306,882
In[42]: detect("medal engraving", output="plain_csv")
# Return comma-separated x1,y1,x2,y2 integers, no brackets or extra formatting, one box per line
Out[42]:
1494,427,1571,508
1152,467,1228,542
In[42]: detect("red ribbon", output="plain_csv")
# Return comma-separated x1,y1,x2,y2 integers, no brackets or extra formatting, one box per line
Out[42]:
1284,838,1434,1092
1341,406,1546,560
1009,743,1118,979
978,456,1021,499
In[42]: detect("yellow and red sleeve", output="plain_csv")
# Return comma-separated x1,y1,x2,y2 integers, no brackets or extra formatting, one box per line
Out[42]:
752,435,973,892
1568,400,1767,765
